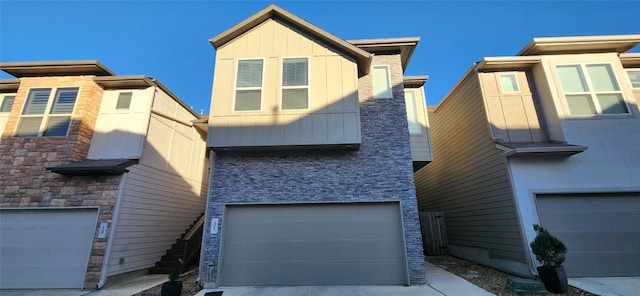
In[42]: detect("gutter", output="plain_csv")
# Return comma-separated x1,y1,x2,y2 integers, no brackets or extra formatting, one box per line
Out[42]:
97,172,129,288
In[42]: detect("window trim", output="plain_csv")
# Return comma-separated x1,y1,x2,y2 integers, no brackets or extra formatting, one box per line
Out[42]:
498,72,521,94
626,69,640,89
232,58,265,112
280,56,310,111
115,92,133,110
372,64,393,99
554,63,630,117
404,89,422,134
14,86,80,137
0,94,16,113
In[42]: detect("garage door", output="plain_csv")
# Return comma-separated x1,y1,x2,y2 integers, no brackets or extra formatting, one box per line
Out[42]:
536,193,640,277
0,208,98,289
219,202,408,286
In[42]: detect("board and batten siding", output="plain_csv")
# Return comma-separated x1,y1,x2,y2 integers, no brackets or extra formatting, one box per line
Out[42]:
414,72,527,272
107,89,208,276
405,85,432,163
208,18,360,148
479,71,546,143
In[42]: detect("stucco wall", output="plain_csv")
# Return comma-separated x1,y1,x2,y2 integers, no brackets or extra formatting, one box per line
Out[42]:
201,54,426,285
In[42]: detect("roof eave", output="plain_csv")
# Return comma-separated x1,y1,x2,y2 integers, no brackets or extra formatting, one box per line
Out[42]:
0,79,20,93
518,35,640,56
349,37,420,71
403,75,429,87
0,60,116,78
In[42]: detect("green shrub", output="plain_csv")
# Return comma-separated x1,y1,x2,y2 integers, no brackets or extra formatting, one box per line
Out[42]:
530,224,567,266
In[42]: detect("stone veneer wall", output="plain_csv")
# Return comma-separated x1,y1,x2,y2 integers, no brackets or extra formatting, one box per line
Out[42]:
201,54,427,285
0,76,120,289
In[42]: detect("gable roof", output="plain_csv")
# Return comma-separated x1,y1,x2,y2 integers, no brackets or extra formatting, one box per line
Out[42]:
209,4,372,75
0,60,115,77
517,34,640,56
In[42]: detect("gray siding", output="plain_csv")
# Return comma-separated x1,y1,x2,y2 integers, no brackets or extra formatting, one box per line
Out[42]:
107,164,207,276
414,73,526,264
202,54,426,286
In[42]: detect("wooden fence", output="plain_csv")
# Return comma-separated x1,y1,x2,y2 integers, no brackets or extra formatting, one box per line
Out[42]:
419,211,448,256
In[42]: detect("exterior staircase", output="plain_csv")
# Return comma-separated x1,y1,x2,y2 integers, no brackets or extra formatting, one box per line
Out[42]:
148,213,205,274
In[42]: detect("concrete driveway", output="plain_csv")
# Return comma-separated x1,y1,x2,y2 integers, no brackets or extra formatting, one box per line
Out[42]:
570,277,640,296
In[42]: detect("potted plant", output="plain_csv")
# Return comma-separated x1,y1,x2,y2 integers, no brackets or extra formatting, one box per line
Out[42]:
161,258,183,296
530,224,568,294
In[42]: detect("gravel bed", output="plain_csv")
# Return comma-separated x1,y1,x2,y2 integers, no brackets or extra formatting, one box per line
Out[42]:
426,255,596,296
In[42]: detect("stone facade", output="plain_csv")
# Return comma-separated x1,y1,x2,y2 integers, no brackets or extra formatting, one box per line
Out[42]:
0,76,120,289
201,54,426,285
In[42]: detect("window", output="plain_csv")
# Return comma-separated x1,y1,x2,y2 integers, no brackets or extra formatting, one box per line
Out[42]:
556,64,629,115
0,95,15,112
281,57,309,110
116,92,132,109
234,59,263,111
15,87,78,137
499,73,520,93
627,70,640,88
404,90,421,134
372,65,393,99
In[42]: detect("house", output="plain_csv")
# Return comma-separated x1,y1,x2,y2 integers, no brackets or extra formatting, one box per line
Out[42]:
414,35,640,278
199,5,431,287
0,61,209,289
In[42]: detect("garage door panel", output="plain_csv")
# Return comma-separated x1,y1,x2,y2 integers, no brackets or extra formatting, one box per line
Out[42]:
537,193,640,277
0,209,98,289
219,203,407,286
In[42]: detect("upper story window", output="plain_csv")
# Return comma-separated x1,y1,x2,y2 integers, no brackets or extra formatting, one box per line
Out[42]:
116,92,132,110
0,95,15,113
627,70,640,88
499,73,520,93
372,65,393,99
234,59,263,112
15,87,79,137
281,57,309,110
556,64,629,115
404,89,421,134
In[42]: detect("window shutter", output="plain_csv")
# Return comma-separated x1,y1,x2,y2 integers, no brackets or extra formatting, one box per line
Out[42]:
23,89,51,114
50,88,78,114
0,96,15,112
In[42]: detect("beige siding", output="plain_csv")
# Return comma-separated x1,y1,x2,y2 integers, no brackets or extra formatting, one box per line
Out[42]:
479,72,546,143
87,88,153,159
406,86,432,162
414,73,526,263
208,19,360,148
107,164,207,276
0,94,16,140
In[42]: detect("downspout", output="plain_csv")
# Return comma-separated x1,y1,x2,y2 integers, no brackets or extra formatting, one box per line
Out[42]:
97,171,129,289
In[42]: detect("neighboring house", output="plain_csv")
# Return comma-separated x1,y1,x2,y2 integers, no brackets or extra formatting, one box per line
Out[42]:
200,5,431,287
415,35,640,278
0,61,209,289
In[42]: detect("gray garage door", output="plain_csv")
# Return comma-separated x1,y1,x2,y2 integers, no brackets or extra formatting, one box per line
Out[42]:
0,208,98,289
219,202,408,286
536,193,640,277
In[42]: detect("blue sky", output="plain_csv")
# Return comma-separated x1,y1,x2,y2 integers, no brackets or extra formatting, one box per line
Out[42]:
1,1,639,113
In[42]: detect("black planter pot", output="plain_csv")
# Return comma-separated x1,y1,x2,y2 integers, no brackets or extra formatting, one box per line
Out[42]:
160,281,183,296
537,265,568,294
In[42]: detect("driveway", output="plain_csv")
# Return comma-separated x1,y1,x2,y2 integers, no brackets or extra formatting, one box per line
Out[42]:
570,277,640,296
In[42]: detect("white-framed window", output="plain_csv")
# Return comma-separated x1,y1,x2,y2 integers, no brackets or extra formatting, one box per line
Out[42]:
372,65,393,99
404,89,421,134
115,92,132,110
555,64,629,115
0,95,15,113
281,57,309,110
15,87,79,137
499,73,520,93
627,69,640,89
233,58,264,112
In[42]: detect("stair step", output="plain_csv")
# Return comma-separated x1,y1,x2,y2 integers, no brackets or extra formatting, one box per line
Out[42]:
160,254,182,262
153,261,179,268
148,267,173,274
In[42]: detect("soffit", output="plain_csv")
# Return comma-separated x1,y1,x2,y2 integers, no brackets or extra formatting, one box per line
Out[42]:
518,35,640,56
0,79,20,93
0,60,115,78
403,75,428,88
349,37,420,72
209,4,372,75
